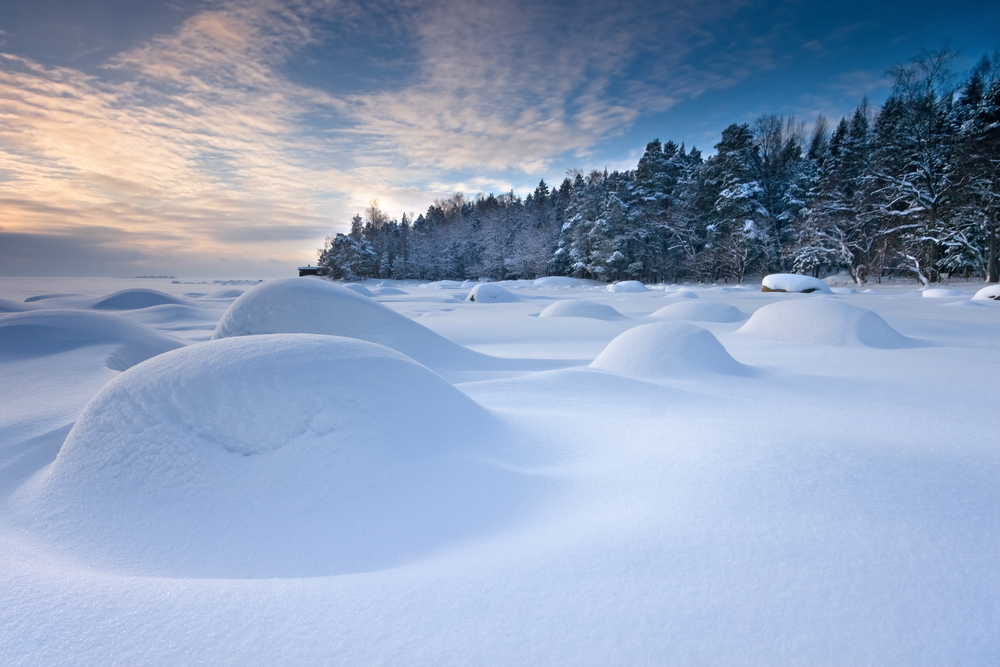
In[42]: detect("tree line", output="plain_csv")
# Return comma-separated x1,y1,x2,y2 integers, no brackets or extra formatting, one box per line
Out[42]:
319,49,1000,285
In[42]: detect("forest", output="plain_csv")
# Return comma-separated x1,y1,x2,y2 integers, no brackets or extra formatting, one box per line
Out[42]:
319,49,1000,285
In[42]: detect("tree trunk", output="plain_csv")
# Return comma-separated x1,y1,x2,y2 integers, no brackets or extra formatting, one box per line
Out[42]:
988,214,998,283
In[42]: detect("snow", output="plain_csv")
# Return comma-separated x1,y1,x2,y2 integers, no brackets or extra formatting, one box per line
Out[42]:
972,284,1000,300
762,273,834,293
606,280,648,292
649,300,746,322
341,283,374,296
538,299,625,320
921,287,965,298
737,299,914,348
91,288,188,310
590,321,751,379
465,283,519,302
1,275,998,665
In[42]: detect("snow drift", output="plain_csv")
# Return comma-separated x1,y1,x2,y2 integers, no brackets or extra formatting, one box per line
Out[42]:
0,310,185,370
649,301,746,323
737,300,914,348
466,283,519,303
91,288,186,310
11,334,535,578
212,278,523,371
538,299,625,321
342,283,374,297
762,273,833,293
921,288,964,298
607,280,648,293
590,322,750,379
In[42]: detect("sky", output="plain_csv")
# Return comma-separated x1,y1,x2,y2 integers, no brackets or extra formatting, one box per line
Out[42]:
1,0,997,278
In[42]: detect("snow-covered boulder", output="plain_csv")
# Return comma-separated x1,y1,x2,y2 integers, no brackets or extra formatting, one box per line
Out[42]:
0,309,185,370
761,274,833,294
649,301,746,323
590,322,750,379
737,300,913,348
532,276,597,288
212,278,506,371
10,334,529,578
465,283,519,303
91,288,186,310
342,283,374,297
665,290,699,299
538,299,625,321
972,284,1000,301
607,281,649,293
921,288,964,298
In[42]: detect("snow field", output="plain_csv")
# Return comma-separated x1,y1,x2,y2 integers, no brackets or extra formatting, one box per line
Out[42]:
0,275,998,665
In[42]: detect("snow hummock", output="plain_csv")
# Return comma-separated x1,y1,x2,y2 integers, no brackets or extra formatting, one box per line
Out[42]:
972,284,1000,301
738,300,913,348
342,283,374,297
10,334,532,578
606,280,648,293
665,289,699,299
649,300,746,323
0,309,185,370
762,273,833,293
465,283,519,303
921,288,965,298
532,276,599,288
590,321,750,379
212,278,521,371
538,299,625,321
91,288,186,310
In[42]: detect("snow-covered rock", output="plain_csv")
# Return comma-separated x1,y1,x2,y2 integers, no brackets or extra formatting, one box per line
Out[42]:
921,288,964,298
0,309,185,370
737,300,913,348
761,273,833,294
10,334,531,578
212,278,511,371
972,284,1000,301
649,301,746,323
606,280,648,293
538,299,625,321
91,288,187,310
665,290,699,299
374,286,407,295
532,276,597,288
590,322,750,379
465,283,519,303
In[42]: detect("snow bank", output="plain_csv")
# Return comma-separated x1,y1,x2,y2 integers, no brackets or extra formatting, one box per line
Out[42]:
972,284,1000,301
342,283,374,297
91,289,186,310
606,280,648,293
212,278,511,371
649,301,746,323
0,310,185,370
590,322,749,379
538,299,625,321
738,300,913,348
465,283,519,303
921,288,964,298
11,334,532,578
761,273,833,294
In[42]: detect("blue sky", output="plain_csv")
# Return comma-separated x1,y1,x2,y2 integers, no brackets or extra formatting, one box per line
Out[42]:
1,0,997,277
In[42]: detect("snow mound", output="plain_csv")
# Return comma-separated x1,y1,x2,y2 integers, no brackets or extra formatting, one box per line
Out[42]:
374,286,407,295
342,283,374,297
466,283,519,303
922,288,964,298
533,276,595,288
607,280,648,293
0,310,185,369
12,334,532,578
202,289,245,299
666,290,699,299
538,299,625,321
92,289,185,310
650,301,746,323
23,293,81,302
590,322,749,379
212,278,509,371
972,284,1000,301
425,280,466,289
0,298,31,313
737,300,913,348
762,273,833,294
831,287,859,294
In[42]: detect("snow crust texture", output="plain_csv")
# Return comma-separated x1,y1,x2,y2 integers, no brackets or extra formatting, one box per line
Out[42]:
11,334,530,578
538,299,625,320
738,299,913,348
590,321,750,379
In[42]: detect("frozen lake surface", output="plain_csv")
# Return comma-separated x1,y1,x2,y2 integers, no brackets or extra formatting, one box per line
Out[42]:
1,275,998,665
